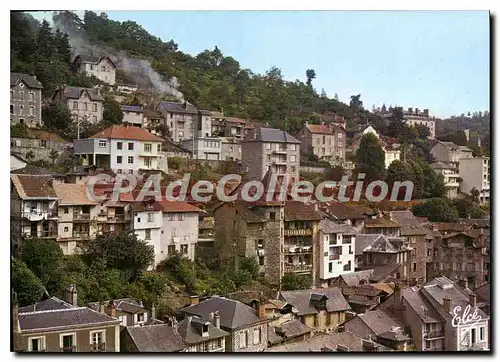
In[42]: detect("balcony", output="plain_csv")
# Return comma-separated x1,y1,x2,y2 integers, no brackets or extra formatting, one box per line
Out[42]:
72,232,90,239
284,264,313,273
23,210,57,221
329,254,340,261
284,229,313,236
90,343,106,352
23,231,57,239
272,159,287,165
60,346,76,352
285,245,312,254
424,330,445,339
273,148,288,155
74,213,90,221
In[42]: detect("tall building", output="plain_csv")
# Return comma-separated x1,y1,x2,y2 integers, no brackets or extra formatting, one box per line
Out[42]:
10,73,43,128
459,157,490,204
296,122,346,164
402,108,436,139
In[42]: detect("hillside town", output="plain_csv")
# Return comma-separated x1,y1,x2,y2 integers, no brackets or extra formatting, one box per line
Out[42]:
11,11,490,353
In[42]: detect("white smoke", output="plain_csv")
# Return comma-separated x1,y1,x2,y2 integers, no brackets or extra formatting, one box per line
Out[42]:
52,13,185,102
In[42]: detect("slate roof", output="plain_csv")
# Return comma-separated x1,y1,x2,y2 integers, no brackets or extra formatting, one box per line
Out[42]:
401,288,444,324
143,108,163,118
475,284,490,304
158,101,198,114
284,201,322,221
125,324,186,352
176,316,229,345
87,298,147,315
57,86,104,102
180,296,265,330
265,331,391,352
278,320,312,339
19,307,120,332
354,234,384,255
13,129,69,143
317,201,368,220
279,287,351,316
121,105,143,112
73,54,117,68
246,127,301,144
11,166,65,177
89,125,164,142
54,183,98,206
304,123,337,135
268,326,283,345
319,219,357,234
430,162,457,170
162,138,191,153
364,236,409,253
355,310,408,341
364,217,401,228
19,297,74,313
371,264,401,282
11,174,57,199
337,270,374,287
11,72,43,89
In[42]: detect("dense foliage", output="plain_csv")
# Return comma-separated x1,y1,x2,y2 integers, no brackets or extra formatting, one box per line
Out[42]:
281,273,312,291
412,198,459,222
355,133,386,181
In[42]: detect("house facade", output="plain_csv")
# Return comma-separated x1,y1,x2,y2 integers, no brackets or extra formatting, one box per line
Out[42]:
121,105,144,127
157,101,198,143
72,54,117,85
403,108,436,139
430,141,473,166
459,157,490,204
220,137,242,161
73,125,165,174
52,86,104,125
430,162,460,199
296,122,346,163
10,73,43,128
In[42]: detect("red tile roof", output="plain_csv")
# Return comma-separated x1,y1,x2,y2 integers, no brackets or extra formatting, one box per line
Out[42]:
89,125,165,142
305,124,336,135
159,200,203,213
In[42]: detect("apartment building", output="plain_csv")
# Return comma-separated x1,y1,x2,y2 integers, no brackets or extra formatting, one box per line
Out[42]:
13,287,121,352
241,126,301,184
72,54,117,85
394,277,489,351
430,162,460,199
430,141,473,166
220,137,242,161
459,157,490,204
10,175,58,252
180,296,269,352
296,122,346,163
73,125,165,175
132,199,202,267
121,105,144,127
52,86,104,125
10,72,43,128
54,183,98,255
402,108,436,139
157,101,198,143
278,287,352,333
317,219,356,287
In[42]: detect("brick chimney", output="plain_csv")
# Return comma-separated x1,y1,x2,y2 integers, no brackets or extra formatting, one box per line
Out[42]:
189,295,199,306
107,300,116,317
469,293,477,308
443,296,452,314
99,301,105,314
255,300,266,319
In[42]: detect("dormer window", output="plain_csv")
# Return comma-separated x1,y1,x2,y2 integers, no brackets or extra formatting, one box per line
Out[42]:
202,324,209,336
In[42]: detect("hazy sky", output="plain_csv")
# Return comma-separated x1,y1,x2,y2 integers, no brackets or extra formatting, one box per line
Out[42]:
31,10,490,118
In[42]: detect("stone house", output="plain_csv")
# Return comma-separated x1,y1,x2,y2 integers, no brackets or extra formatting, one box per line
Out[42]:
72,54,117,85
278,287,352,333
10,129,72,164
10,72,43,128
296,122,346,163
176,314,230,352
179,296,269,352
363,216,401,237
52,85,104,125
241,126,301,184
13,287,121,352
157,101,198,143
143,108,165,135
121,105,144,127
10,175,58,253
220,136,242,161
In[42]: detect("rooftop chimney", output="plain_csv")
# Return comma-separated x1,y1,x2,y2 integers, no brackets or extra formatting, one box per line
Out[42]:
99,301,105,314
189,295,200,306
469,293,477,308
107,300,116,318
408,107,413,113
443,296,452,314
255,300,266,319
65,284,78,306
415,108,420,114
183,101,188,110
213,311,220,329
423,109,429,116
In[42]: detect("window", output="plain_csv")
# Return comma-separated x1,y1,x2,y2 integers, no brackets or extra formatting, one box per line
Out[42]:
19,91,24,100
84,102,88,111
28,336,45,352
240,331,249,348
413,263,417,272
60,333,76,352
178,213,184,221
144,143,152,152
137,312,145,322
29,106,34,116
338,133,343,139
266,143,271,150
290,155,296,162
128,169,134,175
215,338,223,348
313,314,319,327
93,103,97,111
291,166,296,173
64,207,69,214
169,214,175,221
144,158,152,167
425,340,431,350
480,327,485,341
168,245,176,254
72,101,78,110
117,169,122,174
128,156,134,164
128,142,134,150
116,156,122,164
471,328,477,344
145,229,151,240
98,140,107,148
181,244,188,254
178,131,184,138
269,212,276,220
10,90,13,99
157,144,161,152
322,135,326,144
64,227,68,232
343,261,352,271
259,256,265,265
101,66,106,71
39,140,47,148
19,105,24,115
117,142,123,150
147,213,154,223
90,330,105,351
253,328,261,344
328,262,333,273
10,105,13,114
291,144,297,151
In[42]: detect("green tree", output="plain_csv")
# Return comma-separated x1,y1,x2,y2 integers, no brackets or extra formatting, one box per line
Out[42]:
157,251,196,292
281,273,312,291
412,198,459,222
305,69,316,86
49,150,59,165
80,230,155,282
12,258,47,306
419,162,447,198
415,123,431,139
103,97,124,124
42,102,72,133
387,106,405,138
11,123,30,138
19,238,64,295
355,133,385,181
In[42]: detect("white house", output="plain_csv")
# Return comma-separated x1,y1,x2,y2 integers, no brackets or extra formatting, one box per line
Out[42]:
72,54,117,85
181,137,222,160
459,157,490,204
121,105,144,127
430,141,473,166
430,162,460,199
132,200,203,267
318,219,357,287
73,125,165,175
